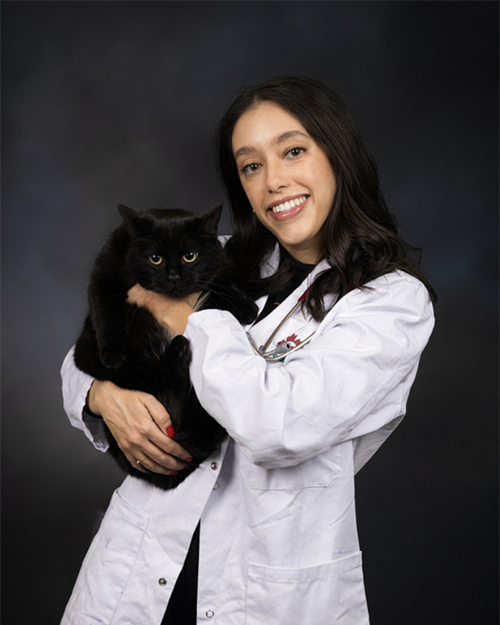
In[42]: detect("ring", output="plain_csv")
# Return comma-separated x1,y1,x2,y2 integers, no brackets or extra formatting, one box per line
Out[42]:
136,455,148,465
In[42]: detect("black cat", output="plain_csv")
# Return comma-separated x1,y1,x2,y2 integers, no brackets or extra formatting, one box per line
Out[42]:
74,204,257,490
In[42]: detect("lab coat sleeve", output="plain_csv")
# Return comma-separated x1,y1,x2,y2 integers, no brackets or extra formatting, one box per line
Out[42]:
60,346,109,451
184,272,434,469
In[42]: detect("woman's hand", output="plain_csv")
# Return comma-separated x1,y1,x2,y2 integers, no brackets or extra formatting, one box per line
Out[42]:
88,379,193,475
127,284,200,336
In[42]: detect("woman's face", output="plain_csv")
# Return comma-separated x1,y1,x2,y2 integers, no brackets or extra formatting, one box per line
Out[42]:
232,101,336,264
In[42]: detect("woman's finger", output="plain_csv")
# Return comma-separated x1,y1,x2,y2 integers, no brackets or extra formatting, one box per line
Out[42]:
128,442,189,474
136,455,184,476
133,436,193,469
138,392,175,439
130,453,149,474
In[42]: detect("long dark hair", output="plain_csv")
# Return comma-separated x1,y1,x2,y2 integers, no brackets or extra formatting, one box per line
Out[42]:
215,74,436,321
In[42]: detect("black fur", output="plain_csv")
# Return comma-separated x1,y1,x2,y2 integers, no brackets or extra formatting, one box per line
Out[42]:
74,205,257,490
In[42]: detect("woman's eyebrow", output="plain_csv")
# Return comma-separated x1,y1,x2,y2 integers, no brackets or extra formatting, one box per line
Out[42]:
274,130,310,145
234,145,256,159
234,130,310,160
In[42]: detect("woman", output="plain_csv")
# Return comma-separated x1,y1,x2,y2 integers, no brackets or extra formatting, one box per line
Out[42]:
60,74,435,624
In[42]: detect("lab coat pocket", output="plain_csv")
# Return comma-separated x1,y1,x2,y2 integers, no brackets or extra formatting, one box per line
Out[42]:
239,445,343,490
75,489,150,623
245,552,368,625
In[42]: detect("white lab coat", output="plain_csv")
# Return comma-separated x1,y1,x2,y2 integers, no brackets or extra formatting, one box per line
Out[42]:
60,246,434,625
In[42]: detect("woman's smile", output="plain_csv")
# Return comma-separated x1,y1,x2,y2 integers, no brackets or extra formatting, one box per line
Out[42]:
232,102,337,264
267,194,309,217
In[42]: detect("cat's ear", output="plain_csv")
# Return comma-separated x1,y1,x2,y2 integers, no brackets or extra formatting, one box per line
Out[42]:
200,205,222,236
118,204,136,224
118,205,150,235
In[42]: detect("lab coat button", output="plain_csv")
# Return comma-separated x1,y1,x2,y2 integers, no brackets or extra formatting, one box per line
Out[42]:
213,482,219,490
210,462,218,470
158,578,167,586
206,610,214,618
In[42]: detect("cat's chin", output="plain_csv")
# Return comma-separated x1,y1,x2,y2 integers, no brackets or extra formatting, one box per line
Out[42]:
160,288,199,299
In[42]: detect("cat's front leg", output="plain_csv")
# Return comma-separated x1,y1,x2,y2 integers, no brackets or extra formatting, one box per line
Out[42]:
91,296,131,370
98,336,128,370
157,335,193,432
168,334,192,373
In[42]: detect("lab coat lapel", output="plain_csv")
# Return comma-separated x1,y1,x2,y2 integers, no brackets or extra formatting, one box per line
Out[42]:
247,258,330,355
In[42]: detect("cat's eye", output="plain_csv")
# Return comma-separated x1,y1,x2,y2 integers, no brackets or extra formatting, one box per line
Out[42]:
149,255,163,265
182,252,198,263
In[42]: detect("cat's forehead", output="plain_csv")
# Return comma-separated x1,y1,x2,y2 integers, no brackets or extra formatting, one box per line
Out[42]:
148,208,194,220
122,206,220,246
148,209,206,233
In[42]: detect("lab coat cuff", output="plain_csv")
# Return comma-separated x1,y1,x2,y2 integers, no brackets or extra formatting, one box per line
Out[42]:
185,309,239,339
60,347,109,451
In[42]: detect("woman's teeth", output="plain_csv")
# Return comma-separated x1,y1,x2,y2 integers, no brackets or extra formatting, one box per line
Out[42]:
271,196,307,214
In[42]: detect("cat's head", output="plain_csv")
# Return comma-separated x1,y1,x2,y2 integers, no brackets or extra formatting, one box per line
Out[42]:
119,204,224,297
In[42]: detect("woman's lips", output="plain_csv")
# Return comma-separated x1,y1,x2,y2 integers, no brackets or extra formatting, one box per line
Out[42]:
267,195,309,220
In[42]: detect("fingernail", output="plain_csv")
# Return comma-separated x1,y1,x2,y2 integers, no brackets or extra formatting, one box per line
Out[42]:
185,457,193,463
166,426,175,438
169,471,178,477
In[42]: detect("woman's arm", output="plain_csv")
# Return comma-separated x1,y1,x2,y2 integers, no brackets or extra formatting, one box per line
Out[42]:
183,272,435,469
128,273,434,470
61,348,193,473
61,347,107,449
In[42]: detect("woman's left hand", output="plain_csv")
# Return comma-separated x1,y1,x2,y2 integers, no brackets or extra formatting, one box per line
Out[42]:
127,284,201,335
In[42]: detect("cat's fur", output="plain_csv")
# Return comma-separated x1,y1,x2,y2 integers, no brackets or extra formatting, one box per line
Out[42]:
74,204,257,490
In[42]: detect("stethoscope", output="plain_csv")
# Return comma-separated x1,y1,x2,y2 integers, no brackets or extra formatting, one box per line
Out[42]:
247,289,316,362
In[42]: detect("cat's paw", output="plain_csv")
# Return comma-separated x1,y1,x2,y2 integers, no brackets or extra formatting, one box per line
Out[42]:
169,335,192,367
99,345,127,369
225,298,258,325
237,302,259,325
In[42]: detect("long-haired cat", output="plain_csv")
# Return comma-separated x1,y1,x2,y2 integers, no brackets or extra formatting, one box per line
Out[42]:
74,204,257,490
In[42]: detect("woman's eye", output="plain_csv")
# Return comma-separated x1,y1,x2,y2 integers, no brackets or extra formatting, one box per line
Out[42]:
241,162,261,175
286,147,305,158
148,255,163,265
182,252,198,263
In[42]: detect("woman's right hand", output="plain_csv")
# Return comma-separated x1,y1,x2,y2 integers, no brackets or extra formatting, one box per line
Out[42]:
88,380,192,475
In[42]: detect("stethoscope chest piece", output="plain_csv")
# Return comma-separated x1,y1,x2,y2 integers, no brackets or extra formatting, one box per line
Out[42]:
247,289,315,362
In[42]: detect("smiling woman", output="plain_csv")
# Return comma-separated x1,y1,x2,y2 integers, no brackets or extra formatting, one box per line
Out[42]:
232,102,337,264
60,74,436,625
217,74,436,321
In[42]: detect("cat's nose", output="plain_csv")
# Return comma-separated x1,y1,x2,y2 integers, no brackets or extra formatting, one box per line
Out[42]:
167,272,181,283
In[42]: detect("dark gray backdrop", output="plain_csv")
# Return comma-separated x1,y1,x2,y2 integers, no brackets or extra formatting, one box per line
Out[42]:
2,1,498,623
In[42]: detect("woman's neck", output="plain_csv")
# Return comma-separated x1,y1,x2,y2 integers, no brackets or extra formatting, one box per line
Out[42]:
279,241,323,265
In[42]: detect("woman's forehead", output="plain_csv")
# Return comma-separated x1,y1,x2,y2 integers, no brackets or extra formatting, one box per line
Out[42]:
232,102,310,155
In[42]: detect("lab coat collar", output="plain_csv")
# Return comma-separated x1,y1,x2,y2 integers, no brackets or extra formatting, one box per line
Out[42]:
247,244,331,356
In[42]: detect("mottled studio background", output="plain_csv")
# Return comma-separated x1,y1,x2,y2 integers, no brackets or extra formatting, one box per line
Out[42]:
2,1,498,623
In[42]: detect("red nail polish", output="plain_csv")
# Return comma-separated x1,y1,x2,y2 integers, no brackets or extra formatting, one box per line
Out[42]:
185,457,193,463
169,471,178,477
166,426,175,438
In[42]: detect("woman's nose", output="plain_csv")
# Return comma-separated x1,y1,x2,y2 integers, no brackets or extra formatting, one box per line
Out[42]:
265,159,289,192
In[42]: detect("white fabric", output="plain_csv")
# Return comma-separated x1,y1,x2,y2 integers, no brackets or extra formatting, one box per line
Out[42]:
60,247,434,624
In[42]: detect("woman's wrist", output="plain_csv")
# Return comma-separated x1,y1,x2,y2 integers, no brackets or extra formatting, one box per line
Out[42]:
161,302,195,335
87,380,104,416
